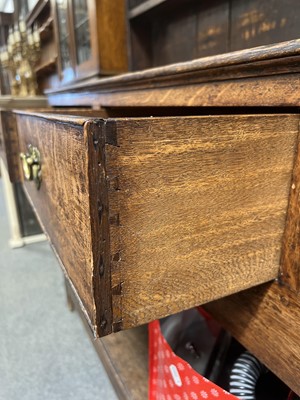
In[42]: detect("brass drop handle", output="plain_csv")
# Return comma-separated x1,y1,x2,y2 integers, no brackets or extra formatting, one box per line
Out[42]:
20,145,42,189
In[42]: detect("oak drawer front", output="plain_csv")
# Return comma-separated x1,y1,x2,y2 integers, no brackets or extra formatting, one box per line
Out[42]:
0,110,22,182
16,112,299,337
16,112,106,335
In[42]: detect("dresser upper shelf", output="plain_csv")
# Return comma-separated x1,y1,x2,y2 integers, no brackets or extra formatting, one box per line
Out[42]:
46,39,300,108
126,0,300,70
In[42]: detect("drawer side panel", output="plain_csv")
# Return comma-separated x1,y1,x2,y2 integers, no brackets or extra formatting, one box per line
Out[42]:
106,114,299,329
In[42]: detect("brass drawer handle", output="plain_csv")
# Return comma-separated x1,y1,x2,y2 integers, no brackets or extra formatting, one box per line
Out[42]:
20,145,42,189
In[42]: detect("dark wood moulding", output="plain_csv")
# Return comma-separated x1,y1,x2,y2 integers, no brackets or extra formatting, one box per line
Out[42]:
46,39,300,108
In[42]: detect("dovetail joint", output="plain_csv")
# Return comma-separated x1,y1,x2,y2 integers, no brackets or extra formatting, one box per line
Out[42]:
109,213,120,226
112,320,123,333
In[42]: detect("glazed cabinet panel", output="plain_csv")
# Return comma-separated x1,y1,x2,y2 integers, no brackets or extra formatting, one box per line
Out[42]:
15,111,299,337
54,0,128,85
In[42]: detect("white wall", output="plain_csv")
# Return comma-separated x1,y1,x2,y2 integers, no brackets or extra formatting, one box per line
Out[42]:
0,0,39,13
0,0,14,12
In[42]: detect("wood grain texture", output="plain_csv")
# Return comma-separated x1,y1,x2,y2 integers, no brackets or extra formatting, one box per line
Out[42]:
151,0,229,67
231,0,300,51
46,39,300,107
96,0,128,73
47,73,300,108
0,110,22,182
127,0,300,70
15,112,109,336
47,39,300,89
280,122,300,293
97,326,148,400
86,120,113,337
15,111,300,338
205,282,300,396
106,114,299,329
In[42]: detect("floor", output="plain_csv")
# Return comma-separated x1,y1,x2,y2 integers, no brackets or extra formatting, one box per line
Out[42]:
0,178,118,400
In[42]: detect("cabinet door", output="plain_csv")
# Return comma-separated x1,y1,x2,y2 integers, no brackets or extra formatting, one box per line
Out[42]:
15,111,299,337
71,0,99,79
55,0,75,83
55,0,98,82
53,0,127,84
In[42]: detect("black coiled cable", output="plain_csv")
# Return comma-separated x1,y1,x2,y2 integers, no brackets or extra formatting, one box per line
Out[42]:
229,351,266,399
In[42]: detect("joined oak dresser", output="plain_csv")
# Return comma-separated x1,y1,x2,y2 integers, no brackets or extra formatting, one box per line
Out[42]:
3,39,300,397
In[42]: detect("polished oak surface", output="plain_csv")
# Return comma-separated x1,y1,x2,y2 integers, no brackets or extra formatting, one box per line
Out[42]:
8,34,300,396
14,110,299,339
205,282,300,396
46,39,300,108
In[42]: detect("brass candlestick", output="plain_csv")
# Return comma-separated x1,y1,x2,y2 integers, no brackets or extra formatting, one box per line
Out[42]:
0,19,41,96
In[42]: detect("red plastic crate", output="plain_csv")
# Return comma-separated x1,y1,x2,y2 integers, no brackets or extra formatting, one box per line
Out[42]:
149,320,238,400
